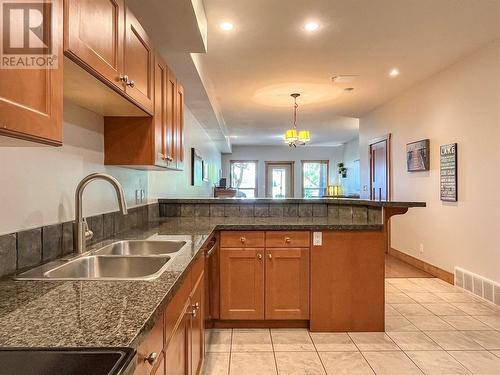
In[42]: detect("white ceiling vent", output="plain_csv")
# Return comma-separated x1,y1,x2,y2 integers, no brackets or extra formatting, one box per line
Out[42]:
332,75,358,84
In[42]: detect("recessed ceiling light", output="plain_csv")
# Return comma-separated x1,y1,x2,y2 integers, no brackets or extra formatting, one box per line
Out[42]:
219,22,234,31
304,22,319,32
389,68,400,77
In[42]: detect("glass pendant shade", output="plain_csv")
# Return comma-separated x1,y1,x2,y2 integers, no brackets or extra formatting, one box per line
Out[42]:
285,129,298,141
298,130,310,142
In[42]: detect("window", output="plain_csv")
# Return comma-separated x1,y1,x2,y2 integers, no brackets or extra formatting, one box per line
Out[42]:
230,161,258,198
302,160,329,198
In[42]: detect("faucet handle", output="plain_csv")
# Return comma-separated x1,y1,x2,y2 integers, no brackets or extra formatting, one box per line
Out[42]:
83,218,94,241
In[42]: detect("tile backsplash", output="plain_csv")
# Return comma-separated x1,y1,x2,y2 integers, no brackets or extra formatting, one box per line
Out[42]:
0,203,159,277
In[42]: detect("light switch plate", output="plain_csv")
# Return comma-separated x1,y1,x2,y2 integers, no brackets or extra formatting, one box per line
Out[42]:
313,232,322,246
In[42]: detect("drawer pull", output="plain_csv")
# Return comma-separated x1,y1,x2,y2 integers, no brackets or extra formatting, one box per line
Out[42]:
187,308,197,317
240,236,246,243
144,352,158,364
257,253,262,260
284,237,291,243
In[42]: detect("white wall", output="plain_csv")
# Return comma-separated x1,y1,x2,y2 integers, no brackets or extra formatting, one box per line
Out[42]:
359,40,500,282
149,108,221,198
0,101,221,235
221,145,345,198
340,137,360,196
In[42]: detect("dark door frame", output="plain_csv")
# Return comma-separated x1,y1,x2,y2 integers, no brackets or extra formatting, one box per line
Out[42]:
369,133,391,201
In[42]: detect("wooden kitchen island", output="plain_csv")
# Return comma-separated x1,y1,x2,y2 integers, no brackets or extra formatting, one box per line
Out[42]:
158,198,425,332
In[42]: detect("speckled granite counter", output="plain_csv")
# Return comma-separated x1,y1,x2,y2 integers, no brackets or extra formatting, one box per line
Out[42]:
0,216,383,349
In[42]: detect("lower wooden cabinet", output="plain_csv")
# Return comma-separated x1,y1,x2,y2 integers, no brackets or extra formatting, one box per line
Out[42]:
220,248,265,320
265,248,309,320
134,253,205,375
219,233,310,321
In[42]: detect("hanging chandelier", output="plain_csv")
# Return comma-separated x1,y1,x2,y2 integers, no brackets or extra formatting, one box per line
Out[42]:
284,93,310,147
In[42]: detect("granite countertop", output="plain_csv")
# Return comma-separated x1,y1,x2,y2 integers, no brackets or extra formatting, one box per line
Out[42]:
158,197,426,208
0,216,383,349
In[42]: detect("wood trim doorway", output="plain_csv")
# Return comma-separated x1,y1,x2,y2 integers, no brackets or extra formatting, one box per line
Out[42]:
265,161,295,198
369,134,391,201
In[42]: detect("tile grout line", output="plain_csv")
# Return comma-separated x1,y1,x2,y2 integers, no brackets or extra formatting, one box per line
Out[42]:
228,328,233,375
269,329,280,375
347,332,377,375
307,330,328,375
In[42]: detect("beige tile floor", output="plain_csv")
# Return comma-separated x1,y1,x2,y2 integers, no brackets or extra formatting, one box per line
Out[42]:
202,278,500,374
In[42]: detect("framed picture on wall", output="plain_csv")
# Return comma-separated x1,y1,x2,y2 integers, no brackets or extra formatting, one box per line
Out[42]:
440,143,458,201
406,139,430,172
191,148,203,186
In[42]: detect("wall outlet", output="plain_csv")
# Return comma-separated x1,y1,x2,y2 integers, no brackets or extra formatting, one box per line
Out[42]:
140,189,145,203
419,243,424,254
313,232,322,246
135,189,141,204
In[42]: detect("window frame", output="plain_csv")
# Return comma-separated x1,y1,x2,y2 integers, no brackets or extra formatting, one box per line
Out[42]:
301,160,330,198
229,160,258,198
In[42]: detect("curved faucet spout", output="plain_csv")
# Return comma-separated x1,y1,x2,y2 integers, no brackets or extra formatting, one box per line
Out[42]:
74,173,128,254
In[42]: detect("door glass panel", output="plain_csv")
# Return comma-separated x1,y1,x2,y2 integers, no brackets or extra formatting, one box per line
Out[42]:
272,168,287,198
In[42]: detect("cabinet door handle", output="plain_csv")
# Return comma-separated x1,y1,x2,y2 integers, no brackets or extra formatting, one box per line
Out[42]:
127,80,135,88
257,253,262,260
119,74,129,84
192,302,200,310
268,253,272,259
144,352,158,364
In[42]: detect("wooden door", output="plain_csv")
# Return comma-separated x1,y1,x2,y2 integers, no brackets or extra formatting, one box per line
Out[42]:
124,7,154,113
190,273,204,375
0,0,63,145
220,248,265,320
369,135,391,201
154,54,167,167
175,81,185,170
265,248,309,320
165,69,176,167
165,302,190,375
64,0,124,90
310,231,386,332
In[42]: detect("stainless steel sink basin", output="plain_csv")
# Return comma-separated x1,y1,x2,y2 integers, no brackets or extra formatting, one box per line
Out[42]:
93,240,186,256
41,255,171,280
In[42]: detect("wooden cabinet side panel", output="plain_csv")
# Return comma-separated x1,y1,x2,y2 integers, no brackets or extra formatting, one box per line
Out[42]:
310,231,385,332
265,248,310,320
220,248,265,320
0,0,63,145
165,302,190,375
153,54,167,167
190,273,205,375
175,81,184,170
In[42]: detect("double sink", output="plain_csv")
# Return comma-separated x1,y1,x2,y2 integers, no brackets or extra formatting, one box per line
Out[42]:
16,240,187,281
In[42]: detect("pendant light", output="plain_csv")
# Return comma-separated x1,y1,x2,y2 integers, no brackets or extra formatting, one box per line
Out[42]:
284,93,311,147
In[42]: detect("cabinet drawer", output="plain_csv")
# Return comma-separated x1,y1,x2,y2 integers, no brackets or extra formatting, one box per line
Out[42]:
265,231,310,247
135,316,164,375
220,231,265,248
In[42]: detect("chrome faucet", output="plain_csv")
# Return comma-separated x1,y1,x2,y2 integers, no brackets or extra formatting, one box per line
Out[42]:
74,173,128,254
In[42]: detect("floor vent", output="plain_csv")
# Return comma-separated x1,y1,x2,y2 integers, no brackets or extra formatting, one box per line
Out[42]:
454,267,500,307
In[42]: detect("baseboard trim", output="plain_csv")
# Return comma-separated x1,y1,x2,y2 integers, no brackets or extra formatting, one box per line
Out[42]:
389,248,454,284
209,320,309,329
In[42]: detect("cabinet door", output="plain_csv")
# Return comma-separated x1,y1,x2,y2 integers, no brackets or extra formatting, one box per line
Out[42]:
151,352,165,375
174,81,185,170
165,68,176,167
153,54,167,167
124,7,154,113
220,248,265,320
64,0,124,89
165,303,190,375
191,273,204,375
134,315,164,375
265,248,310,320
0,0,63,145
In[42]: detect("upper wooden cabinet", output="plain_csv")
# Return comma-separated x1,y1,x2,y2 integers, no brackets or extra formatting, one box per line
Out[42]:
64,0,124,89
174,81,185,170
103,54,183,170
123,7,154,113
64,0,153,114
0,0,63,146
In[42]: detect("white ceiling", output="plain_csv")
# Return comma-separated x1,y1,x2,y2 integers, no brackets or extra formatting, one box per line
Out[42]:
196,0,500,146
